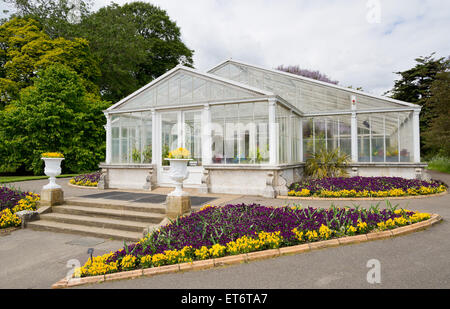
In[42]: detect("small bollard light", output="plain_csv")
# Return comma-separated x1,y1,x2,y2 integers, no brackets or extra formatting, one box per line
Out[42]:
87,248,94,264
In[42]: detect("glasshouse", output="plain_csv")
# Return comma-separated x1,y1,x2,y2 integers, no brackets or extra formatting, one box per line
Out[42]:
99,59,425,197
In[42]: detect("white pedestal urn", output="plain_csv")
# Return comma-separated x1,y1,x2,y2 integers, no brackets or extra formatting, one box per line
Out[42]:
165,158,192,196
165,158,192,218
40,156,65,206
42,157,64,189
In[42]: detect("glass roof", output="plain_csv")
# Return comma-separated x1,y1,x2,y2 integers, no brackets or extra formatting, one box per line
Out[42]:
114,69,265,111
210,61,415,113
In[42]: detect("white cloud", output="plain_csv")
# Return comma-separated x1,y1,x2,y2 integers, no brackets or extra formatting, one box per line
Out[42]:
16,0,450,96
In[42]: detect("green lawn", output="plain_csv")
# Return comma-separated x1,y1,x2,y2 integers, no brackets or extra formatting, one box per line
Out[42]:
0,174,79,184
426,156,450,174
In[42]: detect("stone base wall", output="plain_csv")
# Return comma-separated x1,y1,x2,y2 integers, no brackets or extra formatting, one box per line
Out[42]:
99,162,428,197
346,163,429,180
203,164,305,197
98,164,157,190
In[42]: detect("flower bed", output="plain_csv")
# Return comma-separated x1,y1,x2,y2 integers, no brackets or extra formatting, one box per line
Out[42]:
75,203,431,277
288,177,447,198
69,171,101,187
0,186,40,229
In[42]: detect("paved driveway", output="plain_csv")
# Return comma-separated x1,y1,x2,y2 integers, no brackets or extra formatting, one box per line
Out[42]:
1,171,449,288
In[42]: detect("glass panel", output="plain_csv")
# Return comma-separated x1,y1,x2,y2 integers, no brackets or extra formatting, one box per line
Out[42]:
358,115,371,162
142,112,152,163
168,74,180,105
211,105,225,164
303,118,314,161
370,114,385,162
276,105,290,164
184,110,202,166
193,77,208,101
224,104,239,164
156,81,168,106
161,112,178,165
338,115,351,157
121,126,128,163
210,102,269,164
239,103,254,163
112,126,120,163
385,113,399,162
180,74,193,104
109,112,153,164
399,111,413,162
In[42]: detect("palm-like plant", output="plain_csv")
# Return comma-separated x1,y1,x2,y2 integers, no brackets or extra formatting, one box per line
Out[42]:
305,147,350,179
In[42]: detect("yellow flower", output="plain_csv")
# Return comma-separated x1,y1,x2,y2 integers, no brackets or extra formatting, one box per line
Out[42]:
295,189,310,197
318,224,333,240
41,152,64,158
167,147,190,159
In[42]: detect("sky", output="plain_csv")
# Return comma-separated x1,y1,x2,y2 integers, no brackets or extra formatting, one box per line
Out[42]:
2,0,450,96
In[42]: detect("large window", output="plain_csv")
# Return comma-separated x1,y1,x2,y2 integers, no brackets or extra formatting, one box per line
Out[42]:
357,112,413,163
303,115,351,161
211,102,269,164
111,112,152,164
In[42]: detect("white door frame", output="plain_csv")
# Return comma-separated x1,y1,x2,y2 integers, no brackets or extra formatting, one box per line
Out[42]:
156,108,204,187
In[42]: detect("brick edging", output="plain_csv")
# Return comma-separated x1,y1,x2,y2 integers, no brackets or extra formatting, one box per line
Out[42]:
51,213,443,289
0,226,21,236
278,190,447,201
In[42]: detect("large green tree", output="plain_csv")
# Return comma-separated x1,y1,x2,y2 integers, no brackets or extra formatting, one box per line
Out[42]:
422,71,450,157
77,1,194,102
2,0,93,39
0,17,100,107
0,63,109,174
386,53,449,156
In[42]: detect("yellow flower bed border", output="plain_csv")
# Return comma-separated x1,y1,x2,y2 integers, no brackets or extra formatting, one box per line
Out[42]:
279,190,447,201
51,213,443,289
67,181,98,189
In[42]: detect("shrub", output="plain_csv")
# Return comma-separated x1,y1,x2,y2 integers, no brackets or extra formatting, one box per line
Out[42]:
305,147,350,179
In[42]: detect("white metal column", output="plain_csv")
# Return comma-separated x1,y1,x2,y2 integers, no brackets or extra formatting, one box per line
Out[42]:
350,95,358,162
105,112,112,164
413,109,421,163
151,109,160,166
202,104,212,165
298,117,303,162
268,98,278,165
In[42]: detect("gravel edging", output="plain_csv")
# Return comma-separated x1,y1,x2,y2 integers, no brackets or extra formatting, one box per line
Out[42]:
51,213,443,289
278,190,447,201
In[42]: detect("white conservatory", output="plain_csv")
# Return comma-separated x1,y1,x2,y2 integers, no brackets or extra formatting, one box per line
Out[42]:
99,59,425,197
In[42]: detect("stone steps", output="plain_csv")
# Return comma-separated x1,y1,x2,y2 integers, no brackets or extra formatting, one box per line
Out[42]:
28,220,143,242
28,197,167,242
36,212,151,233
64,197,166,214
52,205,164,224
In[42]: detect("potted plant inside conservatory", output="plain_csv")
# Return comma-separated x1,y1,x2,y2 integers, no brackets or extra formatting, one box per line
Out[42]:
40,152,65,206
164,147,192,218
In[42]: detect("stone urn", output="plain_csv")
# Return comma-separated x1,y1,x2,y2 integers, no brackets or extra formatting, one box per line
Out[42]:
165,158,192,196
164,158,192,218
42,157,64,190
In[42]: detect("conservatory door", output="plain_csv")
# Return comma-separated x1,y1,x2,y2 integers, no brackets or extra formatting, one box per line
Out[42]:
158,109,203,187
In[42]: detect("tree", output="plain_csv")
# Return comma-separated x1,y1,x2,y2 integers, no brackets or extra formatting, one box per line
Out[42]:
0,63,109,174
422,71,450,157
276,65,339,85
0,17,100,107
385,53,449,156
2,0,93,39
77,1,194,102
